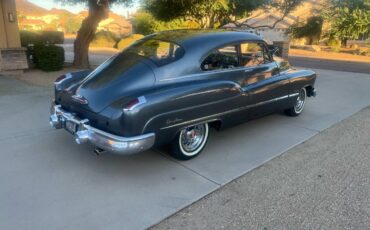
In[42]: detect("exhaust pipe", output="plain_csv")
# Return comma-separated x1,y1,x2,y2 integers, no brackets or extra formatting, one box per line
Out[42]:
94,147,105,156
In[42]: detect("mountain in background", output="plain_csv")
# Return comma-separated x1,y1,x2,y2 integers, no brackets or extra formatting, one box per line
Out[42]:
16,0,56,15
15,0,132,36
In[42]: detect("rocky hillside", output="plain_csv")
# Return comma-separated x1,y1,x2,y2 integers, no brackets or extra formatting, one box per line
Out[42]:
15,0,132,36
16,0,50,15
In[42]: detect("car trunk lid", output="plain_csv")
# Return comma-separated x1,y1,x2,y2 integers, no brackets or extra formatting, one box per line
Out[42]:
60,53,156,114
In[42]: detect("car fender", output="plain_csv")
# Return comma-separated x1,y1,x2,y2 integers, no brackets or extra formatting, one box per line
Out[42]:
284,69,317,105
125,80,244,145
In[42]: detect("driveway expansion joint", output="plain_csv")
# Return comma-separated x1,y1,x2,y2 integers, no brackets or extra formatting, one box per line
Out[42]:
153,149,222,186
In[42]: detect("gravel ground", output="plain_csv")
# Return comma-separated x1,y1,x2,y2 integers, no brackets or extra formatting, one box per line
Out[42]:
152,107,370,230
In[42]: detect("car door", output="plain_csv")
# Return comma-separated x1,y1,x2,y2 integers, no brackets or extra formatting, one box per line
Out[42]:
198,44,253,123
239,41,290,118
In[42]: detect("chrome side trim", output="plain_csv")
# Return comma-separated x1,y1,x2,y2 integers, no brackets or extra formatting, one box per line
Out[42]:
159,63,274,82
289,93,299,97
160,94,296,130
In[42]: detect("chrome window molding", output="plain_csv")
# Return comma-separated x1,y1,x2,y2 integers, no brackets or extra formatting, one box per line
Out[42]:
159,62,276,82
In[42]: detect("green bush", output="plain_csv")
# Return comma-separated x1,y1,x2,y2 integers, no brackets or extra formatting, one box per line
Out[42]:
20,30,43,46
40,31,64,44
34,45,65,71
117,34,145,50
20,30,64,47
289,16,323,45
91,31,120,48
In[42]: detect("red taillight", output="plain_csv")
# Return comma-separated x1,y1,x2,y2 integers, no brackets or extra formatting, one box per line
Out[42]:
123,96,146,112
54,73,72,85
55,74,66,83
72,94,89,105
124,98,140,111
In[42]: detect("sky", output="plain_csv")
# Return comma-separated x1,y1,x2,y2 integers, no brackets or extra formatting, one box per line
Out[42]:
28,0,140,16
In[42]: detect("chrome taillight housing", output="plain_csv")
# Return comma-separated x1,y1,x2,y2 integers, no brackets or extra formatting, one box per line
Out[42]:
54,73,72,85
123,96,147,112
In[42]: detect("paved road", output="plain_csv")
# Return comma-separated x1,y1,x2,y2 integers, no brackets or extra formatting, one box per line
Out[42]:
1,69,370,230
289,56,370,74
153,106,370,229
65,51,114,66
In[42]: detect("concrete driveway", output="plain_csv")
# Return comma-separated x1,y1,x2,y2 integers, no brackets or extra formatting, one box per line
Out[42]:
1,69,370,230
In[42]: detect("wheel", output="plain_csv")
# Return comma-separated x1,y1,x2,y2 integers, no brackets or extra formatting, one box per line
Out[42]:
285,88,307,116
170,123,209,160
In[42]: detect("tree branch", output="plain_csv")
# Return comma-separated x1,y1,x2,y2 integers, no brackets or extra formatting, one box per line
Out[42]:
227,0,302,29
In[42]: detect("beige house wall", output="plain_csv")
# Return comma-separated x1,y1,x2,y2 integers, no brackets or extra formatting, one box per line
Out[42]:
0,0,28,71
0,0,21,48
0,1,7,48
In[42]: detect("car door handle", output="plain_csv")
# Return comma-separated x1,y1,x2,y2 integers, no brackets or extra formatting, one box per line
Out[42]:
244,69,253,73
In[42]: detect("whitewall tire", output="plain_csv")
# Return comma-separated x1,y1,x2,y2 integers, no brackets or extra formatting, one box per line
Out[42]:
170,123,209,160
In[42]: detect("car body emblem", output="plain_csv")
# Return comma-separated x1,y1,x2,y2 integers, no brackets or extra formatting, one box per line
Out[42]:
72,94,89,105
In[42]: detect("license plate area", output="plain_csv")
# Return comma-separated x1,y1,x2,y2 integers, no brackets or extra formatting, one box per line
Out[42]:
65,121,78,134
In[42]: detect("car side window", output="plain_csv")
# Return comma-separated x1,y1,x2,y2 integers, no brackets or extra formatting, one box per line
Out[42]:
240,42,271,67
201,45,239,71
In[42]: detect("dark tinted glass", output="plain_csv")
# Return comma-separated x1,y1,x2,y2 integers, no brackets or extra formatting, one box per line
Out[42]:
201,45,238,71
240,42,271,67
125,39,185,66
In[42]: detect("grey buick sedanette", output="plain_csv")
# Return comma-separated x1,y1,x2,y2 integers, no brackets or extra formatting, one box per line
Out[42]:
50,29,316,160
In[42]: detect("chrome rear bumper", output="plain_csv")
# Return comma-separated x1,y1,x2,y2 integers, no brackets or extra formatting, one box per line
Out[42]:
49,103,155,155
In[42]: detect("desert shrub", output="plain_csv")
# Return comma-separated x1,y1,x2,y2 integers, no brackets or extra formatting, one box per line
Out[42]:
34,44,65,71
327,38,341,52
117,34,145,50
91,31,120,48
327,38,341,47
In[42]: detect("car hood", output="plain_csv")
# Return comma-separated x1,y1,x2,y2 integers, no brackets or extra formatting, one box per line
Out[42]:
61,53,155,113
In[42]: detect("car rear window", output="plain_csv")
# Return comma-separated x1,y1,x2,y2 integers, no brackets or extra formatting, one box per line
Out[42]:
124,39,185,66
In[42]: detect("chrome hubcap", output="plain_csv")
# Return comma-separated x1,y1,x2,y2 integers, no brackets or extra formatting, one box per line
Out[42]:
294,88,306,113
180,124,206,154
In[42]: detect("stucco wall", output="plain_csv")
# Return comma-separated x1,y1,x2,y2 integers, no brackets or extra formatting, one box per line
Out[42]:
0,0,21,48
0,1,7,48
0,0,27,71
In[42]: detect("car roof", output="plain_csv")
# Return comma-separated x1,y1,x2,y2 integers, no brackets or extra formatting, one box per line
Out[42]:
146,29,264,50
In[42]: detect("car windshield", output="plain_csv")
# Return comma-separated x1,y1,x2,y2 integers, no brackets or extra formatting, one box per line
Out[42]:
124,39,185,66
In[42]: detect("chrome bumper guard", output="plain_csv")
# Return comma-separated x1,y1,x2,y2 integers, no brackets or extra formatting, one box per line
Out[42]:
49,103,155,155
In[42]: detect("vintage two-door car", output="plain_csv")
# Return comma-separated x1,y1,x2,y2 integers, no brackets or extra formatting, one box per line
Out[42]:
49,30,317,160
